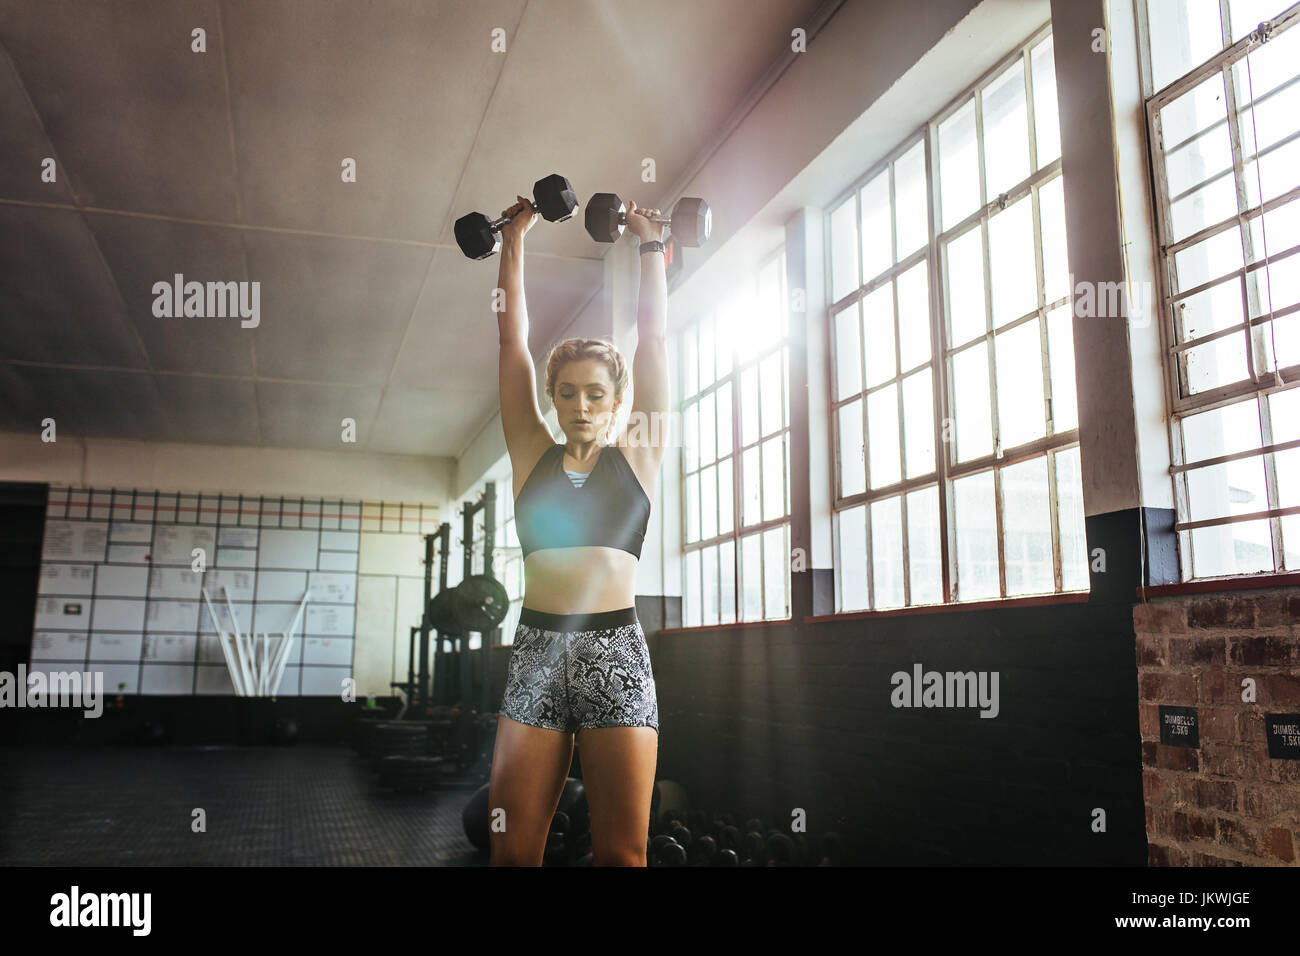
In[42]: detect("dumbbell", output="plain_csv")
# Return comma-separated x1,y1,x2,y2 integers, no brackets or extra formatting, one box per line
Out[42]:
584,193,711,247
454,173,578,260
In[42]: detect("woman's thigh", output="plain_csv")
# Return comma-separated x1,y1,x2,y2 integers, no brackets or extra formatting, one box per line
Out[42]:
576,725,658,866
487,716,573,866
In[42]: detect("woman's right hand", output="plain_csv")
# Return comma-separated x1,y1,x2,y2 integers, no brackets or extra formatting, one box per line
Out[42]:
498,195,540,245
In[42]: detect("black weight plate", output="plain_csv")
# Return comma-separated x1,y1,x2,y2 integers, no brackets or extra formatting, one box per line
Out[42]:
451,574,509,631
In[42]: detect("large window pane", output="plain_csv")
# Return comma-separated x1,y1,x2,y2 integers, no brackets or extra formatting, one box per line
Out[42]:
896,260,931,371
718,457,734,535
762,525,789,618
906,485,942,604
871,496,904,609
760,351,784,436
839,398,865,498
988,195,1038,326
895,141,928,259
741,533,763,620
702,544,719,625
1001,455,1053,596
839,504,868,611
863,284,896,388
686,471,699,544
699,390,716,465
995,319,1046,449
861,170,892,281
902,369,935,478
1148,0,1225,91
742,445,762,526
834,305,862,401
1031,36,1061,166
1038,175,1069,305
952,343,994,461
741,364,759,446
954,470,999,600
716,382,733,458
946,226,987,345
720,540,736,624
939,99,980,229
762,435,785,521
867,384,901,487
830,197,859,303
700,463,717,541
983,59,1031,198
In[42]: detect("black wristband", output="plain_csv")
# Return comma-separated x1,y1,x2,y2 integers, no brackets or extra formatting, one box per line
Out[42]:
639,240,665,257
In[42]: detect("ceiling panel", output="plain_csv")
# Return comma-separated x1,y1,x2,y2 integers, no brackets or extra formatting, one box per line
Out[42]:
0,0,828,457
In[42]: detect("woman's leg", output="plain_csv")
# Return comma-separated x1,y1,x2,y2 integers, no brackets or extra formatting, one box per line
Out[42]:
575,725,658,866
488,716,574,866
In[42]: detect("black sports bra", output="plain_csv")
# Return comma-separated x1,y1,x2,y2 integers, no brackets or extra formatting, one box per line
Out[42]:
514,443,651,559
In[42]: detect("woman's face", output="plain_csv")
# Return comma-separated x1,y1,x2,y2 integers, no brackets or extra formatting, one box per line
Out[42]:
555,359,619,442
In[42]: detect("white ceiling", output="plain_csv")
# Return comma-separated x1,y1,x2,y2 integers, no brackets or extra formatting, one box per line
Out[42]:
0,0,826,456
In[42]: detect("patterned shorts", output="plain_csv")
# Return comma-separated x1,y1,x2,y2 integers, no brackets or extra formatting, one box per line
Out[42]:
499,606,658,734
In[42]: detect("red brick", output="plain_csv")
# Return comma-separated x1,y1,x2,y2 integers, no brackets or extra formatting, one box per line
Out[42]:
1143,768,1168,805
1215,817,1296,861
1240,783,1300,824
1198,741,1246,776
1252,591,1300,629
1187,849,1246,866
1140,672,1197,701
1263,827,1296,862
1198,706,1239,743
1148,842,1188,866
1178,776,1238,813
1145,805,1154,830
1155,744,1199,772
1198,668,1233,704
1259,674,1300,707
1188,597,1254,629
1141,741,1158,766
1230,636,1296,666
1139,702,1161,737
1169,635,1227,666
1136,634,1166,666
1134,602,1186,635
1170,809,1216,841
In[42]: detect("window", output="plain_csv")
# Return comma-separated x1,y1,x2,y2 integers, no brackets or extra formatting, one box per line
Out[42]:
828,26,1087,610
1143,0,1300,577
680,250,791,625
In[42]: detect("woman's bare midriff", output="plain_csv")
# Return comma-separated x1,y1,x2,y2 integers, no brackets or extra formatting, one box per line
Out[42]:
522,546,640,613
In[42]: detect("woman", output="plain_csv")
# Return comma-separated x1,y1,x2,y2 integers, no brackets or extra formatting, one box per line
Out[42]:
489,191,670,866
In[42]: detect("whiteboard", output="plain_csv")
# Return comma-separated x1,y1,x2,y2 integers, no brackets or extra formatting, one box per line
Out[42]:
308,571,355,604
30,631,89,661
148,567,203,600
42,521,108,562
34,597,90,631
202,569,256,602
109,522,152,544
91,599,147,632
143,633,196,662
320,530,359,551
218,528,259,549
302,636,353,666
38,564,95,596
89,632,144,662
216,548,257,568
152,526,216,566
305,603,354,636
259,529,318,570
96,565,150,598
145,601,200,633
255,570,308,602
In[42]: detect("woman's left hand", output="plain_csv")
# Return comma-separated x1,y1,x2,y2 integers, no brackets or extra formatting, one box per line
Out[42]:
625,200,665,243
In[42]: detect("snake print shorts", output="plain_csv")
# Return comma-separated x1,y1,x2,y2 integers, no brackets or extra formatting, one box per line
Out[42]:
499,606,658,734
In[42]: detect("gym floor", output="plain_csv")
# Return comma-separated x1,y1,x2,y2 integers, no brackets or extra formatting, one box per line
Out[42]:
0,745,483,867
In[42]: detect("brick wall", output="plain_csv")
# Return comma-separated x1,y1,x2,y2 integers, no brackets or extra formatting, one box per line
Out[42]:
1135,587,1300,866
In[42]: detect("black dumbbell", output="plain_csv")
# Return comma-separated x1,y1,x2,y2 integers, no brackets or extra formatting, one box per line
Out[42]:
454,173,578,259
584,193,711,247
